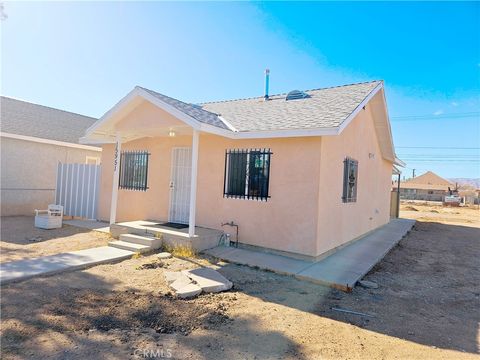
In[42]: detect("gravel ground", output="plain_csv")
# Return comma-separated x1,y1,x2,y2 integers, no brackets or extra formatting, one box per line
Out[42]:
0,216,111,263
1,206,479,359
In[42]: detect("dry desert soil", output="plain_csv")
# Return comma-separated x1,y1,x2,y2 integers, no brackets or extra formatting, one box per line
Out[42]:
1,204,479,359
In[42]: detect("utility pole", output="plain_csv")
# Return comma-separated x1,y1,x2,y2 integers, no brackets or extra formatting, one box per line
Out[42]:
412,169,416,178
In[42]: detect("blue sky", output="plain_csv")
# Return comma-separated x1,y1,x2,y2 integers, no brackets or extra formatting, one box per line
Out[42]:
1,1,479,178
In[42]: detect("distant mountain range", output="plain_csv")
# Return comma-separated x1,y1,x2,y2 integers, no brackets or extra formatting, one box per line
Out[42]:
449,178,480,189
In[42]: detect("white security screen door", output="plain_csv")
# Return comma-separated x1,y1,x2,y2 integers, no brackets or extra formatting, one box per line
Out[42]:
168,147,192,224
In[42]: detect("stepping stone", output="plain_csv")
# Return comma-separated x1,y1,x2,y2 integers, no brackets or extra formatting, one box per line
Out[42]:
157,252,172,259
175,283,202,299
164,271,184,285
182,268,233,293
169,273,202,298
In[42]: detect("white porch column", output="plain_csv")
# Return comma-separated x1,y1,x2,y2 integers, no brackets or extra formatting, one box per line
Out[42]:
188,129,199,237
109,134,122,224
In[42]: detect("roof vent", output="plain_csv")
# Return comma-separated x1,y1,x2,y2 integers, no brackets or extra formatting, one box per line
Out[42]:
286,90,309,101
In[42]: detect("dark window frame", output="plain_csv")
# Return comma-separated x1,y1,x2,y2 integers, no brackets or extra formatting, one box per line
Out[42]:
342,157,358,203
223,148,272,201
119,150,150,191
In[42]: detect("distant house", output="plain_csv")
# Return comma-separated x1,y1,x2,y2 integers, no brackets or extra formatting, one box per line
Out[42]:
1,96,101,216
82,80,404,260
399,171,455,202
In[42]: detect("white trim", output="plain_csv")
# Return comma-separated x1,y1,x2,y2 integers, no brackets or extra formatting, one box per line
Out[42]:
337,82,384,134
1,132,102,151
139,88,202,130
86,156,100,165
109,134,121,224
223,126,340,139
394,157,406,167
82,86,346,143
188,130,199,237
381,86,397,162
82,82,394,146
218,115,238,132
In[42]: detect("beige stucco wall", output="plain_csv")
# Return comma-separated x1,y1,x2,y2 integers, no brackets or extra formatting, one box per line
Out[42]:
98,135,322,256
97,100,393,258
316,104,393,255
1,137,101,216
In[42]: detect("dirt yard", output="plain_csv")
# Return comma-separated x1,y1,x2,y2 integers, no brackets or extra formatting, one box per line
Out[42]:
0,216,111,263
400,201,480,226
1,206,479,359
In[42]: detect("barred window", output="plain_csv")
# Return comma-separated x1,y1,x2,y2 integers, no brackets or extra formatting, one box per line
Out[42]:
224,149,272,201
119,151,150,191
342,157,358,203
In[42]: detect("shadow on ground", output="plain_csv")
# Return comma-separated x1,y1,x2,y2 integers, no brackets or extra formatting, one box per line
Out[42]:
205,221,480,355
0,216,92,245
1,220,478,358
1,268,304,359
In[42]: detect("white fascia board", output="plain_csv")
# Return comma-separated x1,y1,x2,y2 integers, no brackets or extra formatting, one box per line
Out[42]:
380,86,397,160
230,126,339,139
392,164,402,175
137,88,202,130
394,157,406,167
84,87,205,142
218,115,238,132
86,85,397,143
84,88,141,137
198,122,338,139
337,82,384,134
1,132,102,151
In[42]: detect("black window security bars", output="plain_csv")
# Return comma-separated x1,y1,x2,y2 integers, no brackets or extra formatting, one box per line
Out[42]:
342,157,358,203
224,148,272,201
119,151,150,191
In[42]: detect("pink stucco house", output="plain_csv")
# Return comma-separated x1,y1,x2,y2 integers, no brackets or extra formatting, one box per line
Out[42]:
82,78,403,260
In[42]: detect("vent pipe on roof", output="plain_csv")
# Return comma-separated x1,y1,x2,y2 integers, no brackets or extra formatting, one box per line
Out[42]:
264,69,270,101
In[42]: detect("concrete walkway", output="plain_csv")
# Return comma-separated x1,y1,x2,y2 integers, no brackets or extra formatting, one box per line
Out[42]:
205,219,415,291
64,219,111,233
0,246,134,285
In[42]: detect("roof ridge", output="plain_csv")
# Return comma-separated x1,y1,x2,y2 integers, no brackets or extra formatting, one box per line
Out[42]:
200,80,383,105
0,95,97,121
136,86,221,117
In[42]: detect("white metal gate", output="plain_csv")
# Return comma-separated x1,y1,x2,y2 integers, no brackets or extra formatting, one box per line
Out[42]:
168,147,192,224
55,163,101,219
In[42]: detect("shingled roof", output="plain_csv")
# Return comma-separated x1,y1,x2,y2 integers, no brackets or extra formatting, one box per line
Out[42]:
84,79,395,163
401,171,454,191
1,96,98,144
201,81,382,132
138,87,230,130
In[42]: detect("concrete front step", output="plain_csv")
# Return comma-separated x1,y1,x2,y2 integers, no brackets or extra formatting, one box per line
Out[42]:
108,240,151,253
119,233,162,248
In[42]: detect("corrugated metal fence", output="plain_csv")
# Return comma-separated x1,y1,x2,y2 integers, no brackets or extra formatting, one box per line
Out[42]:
55,163,101,219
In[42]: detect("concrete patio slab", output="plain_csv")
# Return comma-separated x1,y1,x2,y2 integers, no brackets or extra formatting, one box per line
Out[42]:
0,246,134,285
205,246,310,275
63,219,110,233
204,218,415,291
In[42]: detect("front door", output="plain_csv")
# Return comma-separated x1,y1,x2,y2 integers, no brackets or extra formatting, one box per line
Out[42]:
168,147,192,224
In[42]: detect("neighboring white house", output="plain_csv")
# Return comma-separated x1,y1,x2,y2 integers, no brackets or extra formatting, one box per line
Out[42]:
0,96,101,216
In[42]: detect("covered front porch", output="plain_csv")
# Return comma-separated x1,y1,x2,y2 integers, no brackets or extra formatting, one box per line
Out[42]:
81,87,229,238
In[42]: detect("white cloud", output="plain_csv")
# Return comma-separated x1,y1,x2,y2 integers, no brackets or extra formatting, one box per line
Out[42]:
451,101,459,107
433,109,444,116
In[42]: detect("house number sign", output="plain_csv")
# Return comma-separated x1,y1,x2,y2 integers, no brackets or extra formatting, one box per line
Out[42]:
114,141,119,172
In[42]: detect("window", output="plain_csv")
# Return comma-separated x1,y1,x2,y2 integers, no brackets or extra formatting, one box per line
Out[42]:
342,157,358,203
86,156,99,165
119,151,150,191
224,149,272,201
